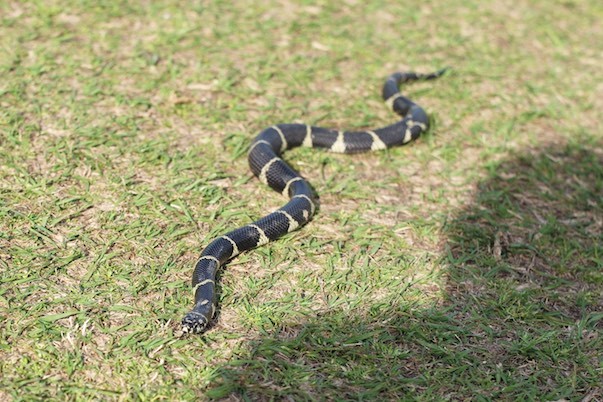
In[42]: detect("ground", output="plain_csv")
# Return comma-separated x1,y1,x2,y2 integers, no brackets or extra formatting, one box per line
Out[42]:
0,0,601,400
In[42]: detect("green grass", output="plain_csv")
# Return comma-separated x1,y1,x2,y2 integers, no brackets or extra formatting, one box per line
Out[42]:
1,0,602,400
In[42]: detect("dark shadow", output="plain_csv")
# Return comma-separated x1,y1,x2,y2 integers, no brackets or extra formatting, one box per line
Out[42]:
445,141,602,321
205,141,602,400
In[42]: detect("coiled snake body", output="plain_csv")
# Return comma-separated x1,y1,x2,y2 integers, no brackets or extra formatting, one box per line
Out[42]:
182,69,447,334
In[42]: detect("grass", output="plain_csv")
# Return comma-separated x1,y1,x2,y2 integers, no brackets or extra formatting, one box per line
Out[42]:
1,0,601,400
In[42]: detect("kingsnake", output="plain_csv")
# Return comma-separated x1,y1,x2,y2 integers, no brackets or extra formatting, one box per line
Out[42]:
181,69,447,334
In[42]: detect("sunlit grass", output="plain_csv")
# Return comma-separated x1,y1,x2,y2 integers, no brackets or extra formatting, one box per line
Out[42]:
1,0,601,400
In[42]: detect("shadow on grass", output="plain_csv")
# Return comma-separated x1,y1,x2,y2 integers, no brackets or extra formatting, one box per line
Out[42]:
206,141,602,400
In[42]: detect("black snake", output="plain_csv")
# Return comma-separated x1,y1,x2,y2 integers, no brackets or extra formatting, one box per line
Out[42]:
181,69,447,334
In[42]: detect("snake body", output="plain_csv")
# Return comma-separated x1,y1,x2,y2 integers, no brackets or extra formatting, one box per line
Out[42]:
182,69,446,334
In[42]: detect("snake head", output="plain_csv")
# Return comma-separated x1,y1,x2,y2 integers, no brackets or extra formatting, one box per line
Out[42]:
181,311,209,334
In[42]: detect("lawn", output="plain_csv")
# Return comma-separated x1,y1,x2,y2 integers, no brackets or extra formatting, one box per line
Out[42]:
1,0,601,400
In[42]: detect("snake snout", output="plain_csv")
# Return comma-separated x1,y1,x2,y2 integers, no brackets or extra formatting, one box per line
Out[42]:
181,311,209,334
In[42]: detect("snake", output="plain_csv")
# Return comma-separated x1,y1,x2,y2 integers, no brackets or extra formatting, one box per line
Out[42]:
181,69,447,334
